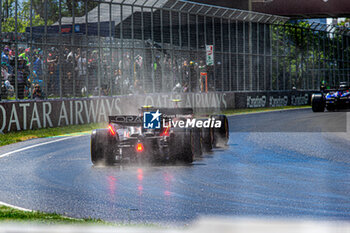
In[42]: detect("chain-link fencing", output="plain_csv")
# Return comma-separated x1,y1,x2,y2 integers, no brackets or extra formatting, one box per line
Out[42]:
0,0,349,101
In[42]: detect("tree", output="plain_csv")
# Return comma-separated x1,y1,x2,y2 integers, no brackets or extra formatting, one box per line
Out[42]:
1,0,49,33
1,0,98,33
271,20,350,90
27,0,97,22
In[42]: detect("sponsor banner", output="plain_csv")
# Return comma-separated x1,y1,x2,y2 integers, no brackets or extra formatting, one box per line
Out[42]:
0,91,310,133
0,98,122,133
236,91,312,109
0,93,230,133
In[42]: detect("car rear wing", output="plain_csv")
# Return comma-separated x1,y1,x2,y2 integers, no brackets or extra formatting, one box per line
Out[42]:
141,107,194,116
109,107,194,126
109,115,143,126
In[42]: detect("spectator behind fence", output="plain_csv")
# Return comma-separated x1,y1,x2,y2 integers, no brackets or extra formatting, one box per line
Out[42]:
1,62,14,98
19,48,30,64
17,56,29,99
1,47,12,74
88,51,98,90
9,45,16,58
1,62,10,81
77,51,87,96
32,84,44,100
47,47,58,95
1,62,8,100
63,51,74,97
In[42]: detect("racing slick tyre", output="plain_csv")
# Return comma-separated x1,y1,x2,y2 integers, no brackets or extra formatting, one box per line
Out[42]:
198,118,214,152
170,128,194,163
211,115,229,147
91,129,103,165
311,93,325,112
91,129,114,165
200,120,214,152
191,127,202,157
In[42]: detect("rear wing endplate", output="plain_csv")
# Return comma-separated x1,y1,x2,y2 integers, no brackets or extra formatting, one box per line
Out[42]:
141,107,194,115
109,115,143,125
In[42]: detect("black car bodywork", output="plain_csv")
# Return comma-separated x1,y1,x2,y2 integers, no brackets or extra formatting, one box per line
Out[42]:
90,107,229,165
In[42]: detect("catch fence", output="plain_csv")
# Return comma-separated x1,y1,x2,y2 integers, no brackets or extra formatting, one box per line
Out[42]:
0,0,349,101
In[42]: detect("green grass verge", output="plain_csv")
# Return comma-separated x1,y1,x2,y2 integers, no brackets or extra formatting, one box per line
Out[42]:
0,205,106,224
0,205,160,226
222,105,311,116
0,122,106,147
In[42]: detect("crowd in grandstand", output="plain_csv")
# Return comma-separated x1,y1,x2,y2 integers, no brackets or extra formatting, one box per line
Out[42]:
1,44,206,101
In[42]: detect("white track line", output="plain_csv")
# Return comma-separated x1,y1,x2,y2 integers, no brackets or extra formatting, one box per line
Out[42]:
0,201,32,212
0,137,77,159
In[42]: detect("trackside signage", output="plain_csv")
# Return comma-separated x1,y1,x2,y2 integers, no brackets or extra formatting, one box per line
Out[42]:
0,99,123,133
245,95,308,108
0,93,230,133
237,92,311,109
0,91,311,133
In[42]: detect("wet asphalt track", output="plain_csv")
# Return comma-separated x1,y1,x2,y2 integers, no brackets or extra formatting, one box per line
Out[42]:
0,108,350,224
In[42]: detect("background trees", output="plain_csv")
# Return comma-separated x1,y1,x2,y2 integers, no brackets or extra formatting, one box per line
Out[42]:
1,0,97,32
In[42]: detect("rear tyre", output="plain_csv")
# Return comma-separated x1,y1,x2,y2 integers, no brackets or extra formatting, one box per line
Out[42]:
211,115,229,147
170,128,194,163
200,121,213,152
91,130,103,165
182,128,194,163
91,129,114,165
311,93,325,112
191,127,202,158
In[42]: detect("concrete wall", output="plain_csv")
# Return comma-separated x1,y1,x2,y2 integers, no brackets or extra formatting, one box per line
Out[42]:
0,91,312,133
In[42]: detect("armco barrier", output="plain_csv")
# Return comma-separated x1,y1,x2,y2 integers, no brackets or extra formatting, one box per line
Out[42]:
0,91,312,133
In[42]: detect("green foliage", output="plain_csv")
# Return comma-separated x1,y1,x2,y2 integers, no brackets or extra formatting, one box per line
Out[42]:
1,0,98,32
1,0,50,33
2,15,48,33
222,106,311,116
0,122,106,147
271,20,350,89
0,205,106,224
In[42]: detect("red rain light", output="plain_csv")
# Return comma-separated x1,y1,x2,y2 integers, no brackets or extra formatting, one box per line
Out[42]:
108,125,116,135
136,143,144,152
161,126,170,136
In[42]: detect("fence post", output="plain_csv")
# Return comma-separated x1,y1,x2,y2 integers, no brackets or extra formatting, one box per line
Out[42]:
58,0,62,99
14,0,18,100
0,0,2,100
85,0,89,97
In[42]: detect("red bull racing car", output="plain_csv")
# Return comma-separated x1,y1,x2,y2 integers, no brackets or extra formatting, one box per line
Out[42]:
90,107,229,165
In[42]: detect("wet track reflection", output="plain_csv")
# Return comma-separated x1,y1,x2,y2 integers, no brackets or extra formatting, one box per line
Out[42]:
0,109,350,224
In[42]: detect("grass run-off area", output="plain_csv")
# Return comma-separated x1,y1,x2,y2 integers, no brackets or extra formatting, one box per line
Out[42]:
0,205,106,224
0,122,106,147
222,105,311,115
